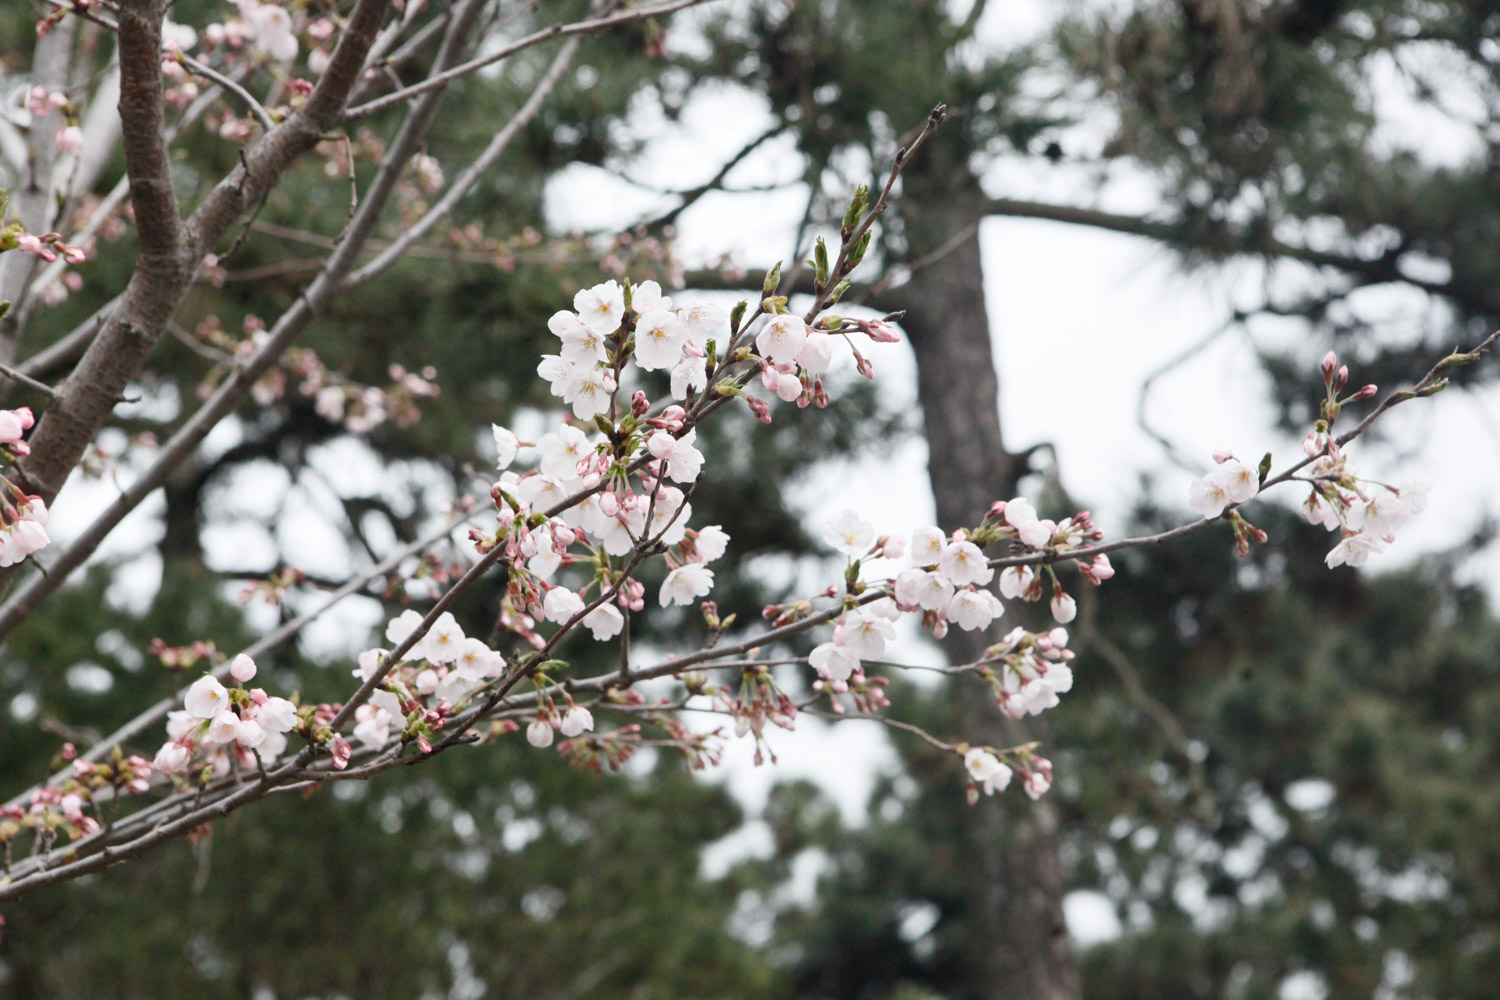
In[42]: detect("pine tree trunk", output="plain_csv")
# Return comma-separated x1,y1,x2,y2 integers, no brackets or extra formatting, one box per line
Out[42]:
889,165,1081,1000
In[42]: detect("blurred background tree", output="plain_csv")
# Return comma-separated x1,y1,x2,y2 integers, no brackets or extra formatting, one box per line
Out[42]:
4,0,1500,997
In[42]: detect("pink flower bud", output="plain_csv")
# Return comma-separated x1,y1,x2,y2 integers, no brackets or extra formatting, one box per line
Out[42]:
859,318,901,343
1212,448,1234,464
1353,383,1378,400
631,390,649,415
229,653,257,683
599,491,619,517
55,125,83,158
329,735,351,769
1320,351,1338,383
745,394,772,424
526,718,555,748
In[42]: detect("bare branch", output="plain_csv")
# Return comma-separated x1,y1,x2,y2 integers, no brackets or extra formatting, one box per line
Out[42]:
342,0,715,122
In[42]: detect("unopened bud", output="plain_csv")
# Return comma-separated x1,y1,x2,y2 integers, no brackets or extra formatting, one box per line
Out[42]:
1320,351,1338,383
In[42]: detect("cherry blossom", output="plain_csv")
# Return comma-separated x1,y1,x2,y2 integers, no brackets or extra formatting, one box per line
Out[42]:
824,509,876,557
939,539,994,586
964,749,1013,795
184,676,230,719
543,587,586,624
755,314,808,365
634,309,688,371
661,564,714,607
526,719,556,748
574,280,625,335
550,310,608,366
560,706,595,738
484,431,519,478
229,653,258,683
583,603,625,640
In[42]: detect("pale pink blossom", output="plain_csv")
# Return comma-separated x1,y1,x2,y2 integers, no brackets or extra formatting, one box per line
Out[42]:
543,587,585,624
835,612,896,659
634,309,687,370
206,710,241,745
660,564,714,606
538,424,591,480
255,697,298,733
526,719,555,748
964,749,1012,795
909,526,946,566
561,367,614,420
823,508,875,557
574,280,625,335
236,718,267,749
998,564,1034,599
670,354,708,399
793,333,835,374
0,407,35,444
679,301,728,349
809,640,860,683
550,310,607,365
492,424,520,470
631,280,672,314
691,524,729,562
1325,532,1384,568
939,540,994,587
184,676,229,719
421,612,465,663
946,588,1003,631
583,602,624,640
559,705,594,737
1050,591,1077,624
240,1,299,61
229,653,257,683
384,609,428,659
755,315,807,365
154,741,192,774
1188,472,1234,519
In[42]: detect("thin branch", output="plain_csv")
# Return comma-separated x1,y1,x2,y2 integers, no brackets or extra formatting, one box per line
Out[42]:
342,0,715,122
343,34,581,287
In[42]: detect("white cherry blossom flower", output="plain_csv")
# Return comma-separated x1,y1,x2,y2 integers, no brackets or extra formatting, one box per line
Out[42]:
538,424,592,480
634,309,688,371
680,301,728,349
574,280,625,335
583,602,625,640
755,315,807,365
909,526,946,566
939,540,994,586
550,310,608,366
492,425,520,470
560,705,595,737
809,641,860,683
527,719,555,748
543,587,585,624
964,749,1012,795
660,564,714,606
185,676,229,719
823,508,875,557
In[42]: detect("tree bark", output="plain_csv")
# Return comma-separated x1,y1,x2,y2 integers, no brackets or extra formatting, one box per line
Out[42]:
890,153,1081,1000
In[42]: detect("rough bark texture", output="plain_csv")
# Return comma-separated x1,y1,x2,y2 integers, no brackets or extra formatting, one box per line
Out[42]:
890,146,1081,1000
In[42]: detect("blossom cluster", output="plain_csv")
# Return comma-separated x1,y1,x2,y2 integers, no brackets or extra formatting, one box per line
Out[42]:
154,656,302,777
1185,351,1429,567
1,747,153,849
0,407,50,567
